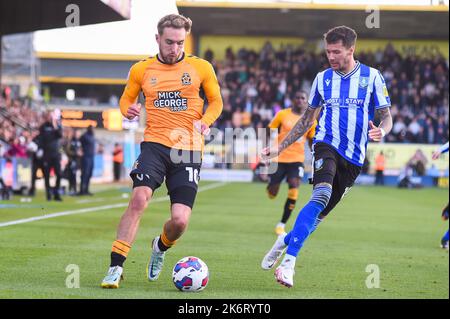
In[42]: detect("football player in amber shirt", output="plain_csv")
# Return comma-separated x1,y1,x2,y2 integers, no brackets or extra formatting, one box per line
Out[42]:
102,14,223,288
266,91,316,235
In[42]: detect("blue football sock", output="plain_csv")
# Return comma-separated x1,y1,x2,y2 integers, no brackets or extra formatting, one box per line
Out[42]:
283,217,323,246
286,185,332,257
284,231,291,245
443,230,449,242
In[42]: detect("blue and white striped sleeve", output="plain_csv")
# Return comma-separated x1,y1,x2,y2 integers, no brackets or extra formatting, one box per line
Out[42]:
440,142,449,154
308,73,322,108
372,71,391,109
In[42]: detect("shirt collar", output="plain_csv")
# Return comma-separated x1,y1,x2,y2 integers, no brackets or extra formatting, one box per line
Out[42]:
335,61,360,79
156,52,185,65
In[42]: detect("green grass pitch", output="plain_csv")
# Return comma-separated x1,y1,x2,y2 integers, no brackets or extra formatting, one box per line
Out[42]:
0,182,448,299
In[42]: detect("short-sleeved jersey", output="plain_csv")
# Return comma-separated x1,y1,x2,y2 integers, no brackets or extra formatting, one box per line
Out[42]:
439,142,449,154
269,108,316,163
308,62,391,166
120,53,223,151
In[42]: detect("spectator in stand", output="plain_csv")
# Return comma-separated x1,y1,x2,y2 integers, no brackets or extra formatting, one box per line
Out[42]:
407,116,422,143
232,107,243,129
5,137,27,158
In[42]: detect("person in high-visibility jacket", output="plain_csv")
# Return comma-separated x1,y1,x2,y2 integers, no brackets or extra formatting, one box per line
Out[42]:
112,143,124,182
374,151,385,185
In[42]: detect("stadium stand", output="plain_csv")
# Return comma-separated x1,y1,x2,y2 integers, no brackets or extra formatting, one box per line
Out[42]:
209,42,448,144
0,42,448,193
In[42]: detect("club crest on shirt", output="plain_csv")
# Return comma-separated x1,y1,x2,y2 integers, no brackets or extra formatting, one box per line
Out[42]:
181,72,192,85
150,77,157,86
315,158,324,171
359,77,369,88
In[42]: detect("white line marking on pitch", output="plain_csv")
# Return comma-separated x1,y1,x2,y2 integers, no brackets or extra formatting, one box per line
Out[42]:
0,182,227,228
75,198,108,204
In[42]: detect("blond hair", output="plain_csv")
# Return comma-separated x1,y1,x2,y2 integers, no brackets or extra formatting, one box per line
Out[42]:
157,14,192,35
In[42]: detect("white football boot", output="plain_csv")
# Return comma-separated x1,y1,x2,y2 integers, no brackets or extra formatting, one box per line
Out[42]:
101,266,123,289
261,232,287,270
275,265,295,288
147,236,166,281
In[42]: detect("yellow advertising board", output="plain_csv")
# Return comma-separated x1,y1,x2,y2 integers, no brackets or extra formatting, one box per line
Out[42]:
315,39,449,59
199,35,305,61
366,143,449,171
200,36,448,60
102,109,123,131
357,39,449,59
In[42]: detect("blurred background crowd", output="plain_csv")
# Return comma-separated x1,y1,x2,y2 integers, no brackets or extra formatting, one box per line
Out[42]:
1,42,449,198
206,42,448,145
2,43,449,159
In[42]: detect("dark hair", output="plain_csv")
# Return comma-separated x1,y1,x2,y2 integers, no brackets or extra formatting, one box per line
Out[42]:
157,14,192,35
324,26,357,48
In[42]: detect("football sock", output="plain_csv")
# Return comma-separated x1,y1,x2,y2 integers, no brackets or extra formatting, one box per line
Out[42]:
283,216,323,245
280,254,296,269
443,230,449,242
286,185,332,257
281,188,298,223
158,231,176,252
276,222,286,228
110,239,131,267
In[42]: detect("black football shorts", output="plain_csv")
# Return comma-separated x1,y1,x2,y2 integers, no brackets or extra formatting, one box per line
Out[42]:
311,142,362,216
268,162,304,186
130,142,202,208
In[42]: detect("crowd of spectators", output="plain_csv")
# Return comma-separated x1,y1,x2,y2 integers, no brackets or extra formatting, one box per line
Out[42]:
0,88,44,159
0,89,100,198
0,42,448,197
1,42,448,166
206,42,449,144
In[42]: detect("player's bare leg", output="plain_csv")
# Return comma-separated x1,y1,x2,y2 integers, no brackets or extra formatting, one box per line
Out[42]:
267,184,286,234
117,187,153,244
274,177,300,235
148,203,192,281
266,184,280,199
101,187,153,288
163,203,192,241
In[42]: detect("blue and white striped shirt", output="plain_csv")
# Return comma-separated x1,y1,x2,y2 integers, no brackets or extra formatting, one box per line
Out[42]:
308,61,391,166
439,142,449,154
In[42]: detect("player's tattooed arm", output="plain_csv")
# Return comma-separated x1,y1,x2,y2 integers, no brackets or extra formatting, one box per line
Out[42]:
279,106,321,153
369,107,393,142
376,107,393,134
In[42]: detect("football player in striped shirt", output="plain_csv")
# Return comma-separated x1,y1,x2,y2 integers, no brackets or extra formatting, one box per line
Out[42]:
261,26,393,287
432,142,449,249
432,142,449,160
